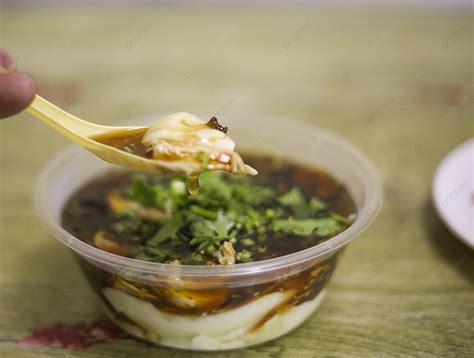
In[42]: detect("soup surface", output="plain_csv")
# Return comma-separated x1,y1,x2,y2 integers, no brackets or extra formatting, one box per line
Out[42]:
62,153,355,265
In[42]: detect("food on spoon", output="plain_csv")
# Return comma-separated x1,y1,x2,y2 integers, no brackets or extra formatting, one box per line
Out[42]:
62,153,356,350
142,113,257,177
92,113,257,194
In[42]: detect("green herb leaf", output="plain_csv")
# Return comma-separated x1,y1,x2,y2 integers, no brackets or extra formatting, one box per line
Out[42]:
128,175,156,207
236,250,253,263
312,218,342,236
273,217,343,237
278,187,311,219
273,218,320,236
183,252,205,265
241,238,255,246
207,213,235,238
331,213,354,225
191,205,217,220
148,214,184,245
309,197,326,213
196,151,210,170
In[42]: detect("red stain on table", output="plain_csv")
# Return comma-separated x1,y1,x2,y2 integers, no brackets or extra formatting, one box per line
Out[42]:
18,320,128,351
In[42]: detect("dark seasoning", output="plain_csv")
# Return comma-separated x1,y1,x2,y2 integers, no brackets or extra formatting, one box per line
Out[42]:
205,116,228,133
62,153,356,331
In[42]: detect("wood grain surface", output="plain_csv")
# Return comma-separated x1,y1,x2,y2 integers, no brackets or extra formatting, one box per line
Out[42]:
0,5,473,357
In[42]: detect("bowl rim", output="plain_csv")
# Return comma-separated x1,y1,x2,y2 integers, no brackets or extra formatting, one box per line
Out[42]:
34,115,383,277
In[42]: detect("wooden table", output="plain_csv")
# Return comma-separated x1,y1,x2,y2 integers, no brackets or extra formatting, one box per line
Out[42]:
1,5,472,357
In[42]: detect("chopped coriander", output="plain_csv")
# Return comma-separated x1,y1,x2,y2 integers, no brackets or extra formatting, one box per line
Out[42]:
196,151,210,170
147,214,184,245
278,187,311,219
206,213,235,239
312,217,343,236
236,250,253,263
191,205,217,220
273,217,343,237
273,218,322,236
123,172,352,264
184,253,205,265
331,213,354,226
128,175,156,207
69,162,355,266
205,244,216,255
241,238,256,246
309,197,326,212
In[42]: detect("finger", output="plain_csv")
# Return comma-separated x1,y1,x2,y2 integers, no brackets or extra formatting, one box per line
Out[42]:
0,72,36,119
0,48,17,74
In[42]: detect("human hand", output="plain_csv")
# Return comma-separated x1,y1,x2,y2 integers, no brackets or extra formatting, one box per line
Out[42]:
0,49,36,119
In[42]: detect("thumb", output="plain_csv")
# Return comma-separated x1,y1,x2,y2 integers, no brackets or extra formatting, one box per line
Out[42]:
0,49,36,119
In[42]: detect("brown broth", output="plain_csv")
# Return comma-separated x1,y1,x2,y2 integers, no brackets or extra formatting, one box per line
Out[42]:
187,175,200,195
91,128,152,159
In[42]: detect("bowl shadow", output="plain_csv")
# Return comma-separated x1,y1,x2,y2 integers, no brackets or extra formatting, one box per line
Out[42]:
422,200,474,284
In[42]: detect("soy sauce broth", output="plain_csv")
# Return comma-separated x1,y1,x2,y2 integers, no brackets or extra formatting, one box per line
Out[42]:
91,128,151,159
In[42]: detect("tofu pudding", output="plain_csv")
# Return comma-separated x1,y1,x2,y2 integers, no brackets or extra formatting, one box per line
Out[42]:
82,257,333,350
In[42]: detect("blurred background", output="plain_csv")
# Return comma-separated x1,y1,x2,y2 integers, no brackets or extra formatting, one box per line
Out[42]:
0,1,472,357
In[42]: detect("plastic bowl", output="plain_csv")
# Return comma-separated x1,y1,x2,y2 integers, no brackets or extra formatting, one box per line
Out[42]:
34,115,382,351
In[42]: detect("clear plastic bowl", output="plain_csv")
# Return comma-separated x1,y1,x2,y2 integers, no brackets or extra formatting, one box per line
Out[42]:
35,115,382,351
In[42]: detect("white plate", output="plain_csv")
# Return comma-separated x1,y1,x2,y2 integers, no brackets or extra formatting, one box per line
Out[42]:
432,138,474,249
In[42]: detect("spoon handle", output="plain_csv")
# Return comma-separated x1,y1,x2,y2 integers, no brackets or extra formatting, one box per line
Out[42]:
26,95,113,141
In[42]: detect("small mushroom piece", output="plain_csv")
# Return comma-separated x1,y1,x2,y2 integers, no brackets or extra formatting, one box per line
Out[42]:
160,287,230,311
107,192,170,221
217,241,236,265
113,277,157,300
94,231,136,257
